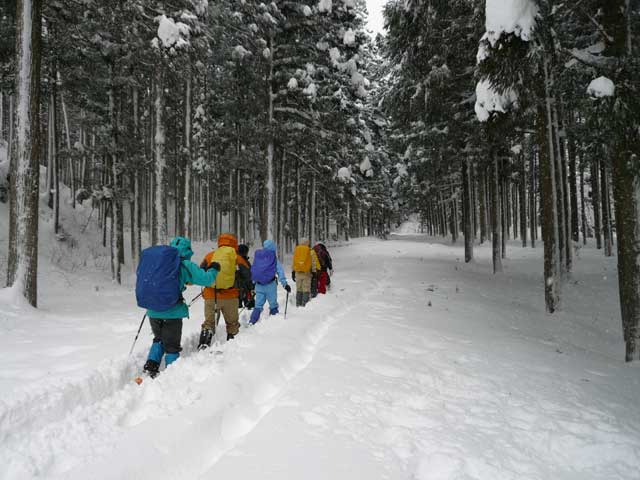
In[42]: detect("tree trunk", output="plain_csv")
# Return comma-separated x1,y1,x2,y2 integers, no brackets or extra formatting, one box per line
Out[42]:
592,160,603,249
601,160,614,257
183,76,192,238
539,79,560,313
462,158,473,262
109,68,122,284
7,0,42,307
154,68,167,245
492,154,503,274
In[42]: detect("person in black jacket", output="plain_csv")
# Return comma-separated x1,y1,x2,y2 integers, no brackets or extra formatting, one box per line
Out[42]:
237,244,255,309
313,243,333,294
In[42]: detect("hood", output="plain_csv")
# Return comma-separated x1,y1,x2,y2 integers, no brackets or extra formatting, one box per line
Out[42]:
263,239,277,252
170,236,194,260
238,244,249,257
218,233,238,251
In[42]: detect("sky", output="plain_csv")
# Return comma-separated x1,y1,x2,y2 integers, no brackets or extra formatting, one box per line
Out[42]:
365,0,386,35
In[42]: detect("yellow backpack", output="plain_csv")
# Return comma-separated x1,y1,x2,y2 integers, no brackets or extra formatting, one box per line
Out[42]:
293,245,312,273
211,246,237,289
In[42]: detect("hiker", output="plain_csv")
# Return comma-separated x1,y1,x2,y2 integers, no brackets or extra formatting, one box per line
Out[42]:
313,242,333,294
249,239,291,324
310,246,321,298
237,244,255,310
292,238,316,307
198,233,242,348
137,236,219,378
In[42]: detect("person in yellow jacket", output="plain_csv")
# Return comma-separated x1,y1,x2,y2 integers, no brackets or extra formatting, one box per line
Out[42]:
291,238,316,307
198,233,243,348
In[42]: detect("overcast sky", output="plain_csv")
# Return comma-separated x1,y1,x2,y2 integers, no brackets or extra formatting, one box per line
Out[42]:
365,0,386,35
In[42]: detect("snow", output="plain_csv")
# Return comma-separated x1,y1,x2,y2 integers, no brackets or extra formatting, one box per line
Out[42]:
587,76,615,98
343,28,356,46
287,77,299,90
156,15,190,49
303,82,318,98
318,0,332,13
2,199,640,479
232,45,251,60
302,5,312,16
337,166,351,181
475,79,518,122
485,0,539,45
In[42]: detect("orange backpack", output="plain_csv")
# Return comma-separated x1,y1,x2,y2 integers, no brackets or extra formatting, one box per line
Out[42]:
293,245,312,273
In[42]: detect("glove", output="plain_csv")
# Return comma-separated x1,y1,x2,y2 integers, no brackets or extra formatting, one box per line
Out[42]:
285,284,291,293
292,271,296,281
209,261,221,272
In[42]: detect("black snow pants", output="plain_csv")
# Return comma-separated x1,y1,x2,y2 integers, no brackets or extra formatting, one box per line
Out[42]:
149,318,183,353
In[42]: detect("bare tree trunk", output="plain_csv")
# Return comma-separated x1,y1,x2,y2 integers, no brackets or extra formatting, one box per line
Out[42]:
492,154,503,274
154,68,167,245
183,76,192,238
592,159,603,249
311,173,317,244
539,71,560,313
7,0,42,307
109,69,122,284
580,158,588,245
601,159,614,257
462,158,473,262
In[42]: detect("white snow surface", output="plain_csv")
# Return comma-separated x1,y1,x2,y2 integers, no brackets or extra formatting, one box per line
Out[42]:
1,209,640,479
587,76,616,98
318,0,332,13
485,0,538,45
343,28,356,46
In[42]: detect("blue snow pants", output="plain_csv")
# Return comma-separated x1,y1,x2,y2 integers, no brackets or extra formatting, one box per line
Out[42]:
250,280,279,324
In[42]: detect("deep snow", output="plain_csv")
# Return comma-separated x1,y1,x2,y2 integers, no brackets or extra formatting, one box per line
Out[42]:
1,218,639,479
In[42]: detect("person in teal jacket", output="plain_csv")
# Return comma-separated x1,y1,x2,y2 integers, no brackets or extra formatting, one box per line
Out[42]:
143,236,220,377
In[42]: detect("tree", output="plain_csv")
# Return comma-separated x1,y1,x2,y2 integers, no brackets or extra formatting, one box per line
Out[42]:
7,0,42,306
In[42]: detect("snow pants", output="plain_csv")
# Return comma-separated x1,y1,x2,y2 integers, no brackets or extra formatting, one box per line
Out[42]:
295,271,312,293
149,318,183,354
250,281,279,323
317,271,329,294
203,298,240,336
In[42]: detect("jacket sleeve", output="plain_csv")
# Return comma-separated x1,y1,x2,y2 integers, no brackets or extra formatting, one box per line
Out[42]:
183,260,217,288
276,260,288,286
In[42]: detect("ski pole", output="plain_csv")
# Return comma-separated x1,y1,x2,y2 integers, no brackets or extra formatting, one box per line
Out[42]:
129,314,147,356
188,291,203,307
284,291,290,319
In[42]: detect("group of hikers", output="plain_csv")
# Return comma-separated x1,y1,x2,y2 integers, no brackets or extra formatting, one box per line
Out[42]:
135,234,333,378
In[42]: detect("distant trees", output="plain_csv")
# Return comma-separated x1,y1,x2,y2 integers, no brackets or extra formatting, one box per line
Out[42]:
0,1,393,304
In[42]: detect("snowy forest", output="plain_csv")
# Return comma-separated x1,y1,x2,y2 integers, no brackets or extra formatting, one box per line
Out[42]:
1,1,640,478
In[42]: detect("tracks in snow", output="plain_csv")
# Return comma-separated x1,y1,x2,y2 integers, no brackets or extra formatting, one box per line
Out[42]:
0,267,385,480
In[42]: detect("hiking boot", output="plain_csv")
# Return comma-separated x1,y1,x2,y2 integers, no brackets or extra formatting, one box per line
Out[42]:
296,291,303,307
269,307,279,316
143,359,160,378
227,333,236,341
198,329,213,350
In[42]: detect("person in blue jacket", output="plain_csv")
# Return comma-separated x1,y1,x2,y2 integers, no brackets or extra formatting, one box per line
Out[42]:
143,236,219,377
249,239,291,325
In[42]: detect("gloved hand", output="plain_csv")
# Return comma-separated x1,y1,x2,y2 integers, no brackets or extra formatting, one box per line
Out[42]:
209,261,221,272
292,271,296,281
285,284,291,293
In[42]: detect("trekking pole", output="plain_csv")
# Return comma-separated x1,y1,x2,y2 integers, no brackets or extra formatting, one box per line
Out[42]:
128,314,147,356
188,291,203,307
284,291,290,319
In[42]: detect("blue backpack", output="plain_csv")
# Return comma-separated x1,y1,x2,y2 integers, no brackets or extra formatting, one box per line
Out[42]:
251,249,277,284
136,246,183,311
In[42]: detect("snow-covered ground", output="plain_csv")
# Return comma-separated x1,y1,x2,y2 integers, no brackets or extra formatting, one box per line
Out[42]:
1,216,640,479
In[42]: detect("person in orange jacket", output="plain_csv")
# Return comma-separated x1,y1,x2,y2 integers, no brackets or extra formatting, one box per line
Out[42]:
198,233,248,348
